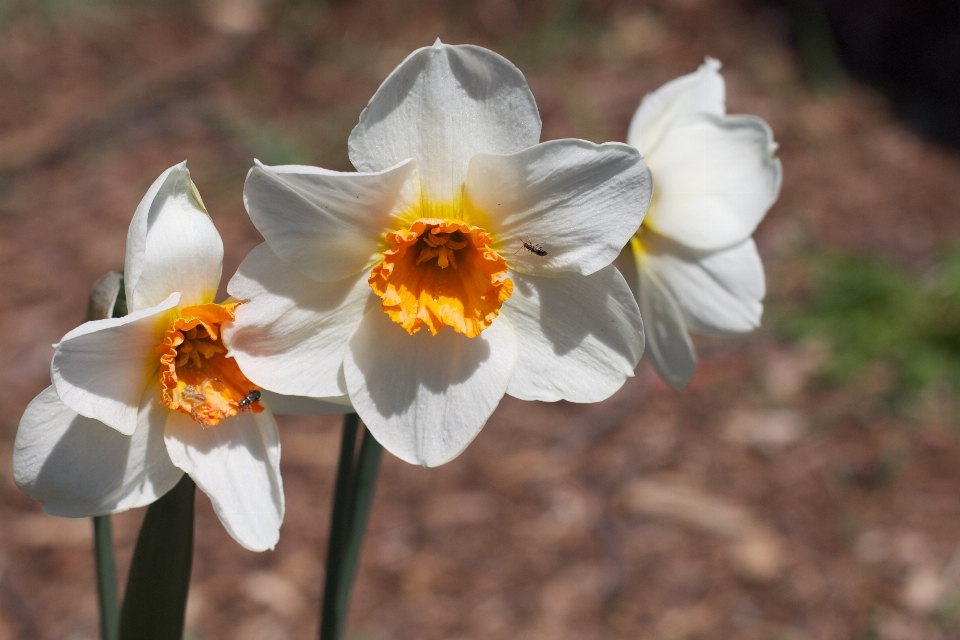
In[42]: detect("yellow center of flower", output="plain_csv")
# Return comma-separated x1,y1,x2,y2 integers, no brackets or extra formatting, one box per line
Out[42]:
369,218,513,338
630,232,647,261
156,302,263,425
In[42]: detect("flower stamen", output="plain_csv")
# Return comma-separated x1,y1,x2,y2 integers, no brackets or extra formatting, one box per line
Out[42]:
369,218,513,337
157,303,263,425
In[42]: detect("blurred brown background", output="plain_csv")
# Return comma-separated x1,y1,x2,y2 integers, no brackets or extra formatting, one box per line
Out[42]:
3,0,960,638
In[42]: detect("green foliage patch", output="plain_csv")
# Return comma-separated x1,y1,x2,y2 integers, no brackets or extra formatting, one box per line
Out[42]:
777,250,960,398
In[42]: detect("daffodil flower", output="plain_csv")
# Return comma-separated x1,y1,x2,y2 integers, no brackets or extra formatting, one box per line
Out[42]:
14,163,287,551
224,40,652,467
619,58,782,389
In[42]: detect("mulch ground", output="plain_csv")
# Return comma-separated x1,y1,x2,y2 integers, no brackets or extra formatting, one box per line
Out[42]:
3,0,960,638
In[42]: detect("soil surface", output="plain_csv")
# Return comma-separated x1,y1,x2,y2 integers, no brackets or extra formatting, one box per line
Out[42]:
3,1,960,639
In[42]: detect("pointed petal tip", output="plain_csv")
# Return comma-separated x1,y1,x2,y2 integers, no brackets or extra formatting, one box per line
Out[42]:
235,534,278,552
433,37,443,47
165,409,283,554
164,161,191,186
703,56,722,71
160,161,206,213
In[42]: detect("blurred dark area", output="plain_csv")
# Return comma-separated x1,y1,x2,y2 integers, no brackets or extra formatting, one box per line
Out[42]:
766,0,960,147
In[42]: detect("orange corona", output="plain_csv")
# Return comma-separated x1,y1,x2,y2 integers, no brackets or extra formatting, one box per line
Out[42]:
157,302,262,425
369,218,513,338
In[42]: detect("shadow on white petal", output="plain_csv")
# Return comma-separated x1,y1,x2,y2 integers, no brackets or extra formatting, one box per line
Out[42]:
348,42,540,201
125,162,223,312
260,390,352,415
644,113,781,251
618,241,697,389
445,44,533,99
243,159,419,283
346,309,492,418
18,384,182,517
641,232,765,335
225,243,373,399
164,407,283,551
344,309,517,466
514,268,642,359
504,267,643,403
466,140,650,278
638,266,697,389
52,292,179,435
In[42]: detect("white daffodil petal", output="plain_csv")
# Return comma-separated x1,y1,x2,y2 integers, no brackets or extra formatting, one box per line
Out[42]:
502,266,644,403
225,243,371,398
644,114,782,251
52,292,180,435
244,159,420,282
466,139,651,276
644,233,765,335
260,390,353,415
633,258,697,390
164,406,283,552
124,162,223,312
14,385,183,517
348,39,541,202
627,57,724,155
344,308,517,467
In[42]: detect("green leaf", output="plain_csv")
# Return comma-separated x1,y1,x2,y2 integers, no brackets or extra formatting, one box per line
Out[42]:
119,475,196,640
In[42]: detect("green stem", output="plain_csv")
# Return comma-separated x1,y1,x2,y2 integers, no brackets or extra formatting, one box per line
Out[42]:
335,428,383,634
119,475,196,640
319,414,382,640
320,413,360,640
93,516,119,640
86,271,125,640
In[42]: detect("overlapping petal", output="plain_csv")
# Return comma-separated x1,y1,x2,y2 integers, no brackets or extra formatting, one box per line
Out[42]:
221,42,664,468
348,40,541,201
627,57,725,155
642,233,765,335
620,59,781,390
224,243,372,399
465,139,651,276
643,114,781,251
15,158,301,555
52,292,180,435
244,159,420,282
164,406,283,552
124,162,223,312
14,385,183,517
502,265,644,402
343,308,517,467
621,244,697,390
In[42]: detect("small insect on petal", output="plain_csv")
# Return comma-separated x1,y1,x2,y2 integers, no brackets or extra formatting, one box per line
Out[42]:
238,389,261,411
157,303,264,425
518,237,548,256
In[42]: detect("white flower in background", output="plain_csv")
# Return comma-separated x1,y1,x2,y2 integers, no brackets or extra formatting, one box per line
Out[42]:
224,40,652,467
14,163,287,551
619,58,782,389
